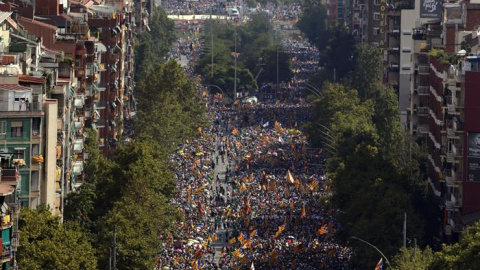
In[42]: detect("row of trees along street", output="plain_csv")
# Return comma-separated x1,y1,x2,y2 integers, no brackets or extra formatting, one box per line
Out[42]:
17,7,208,270
298,0,480,269
194,13,293,97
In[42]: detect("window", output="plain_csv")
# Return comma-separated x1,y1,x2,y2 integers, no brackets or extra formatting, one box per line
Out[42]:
31,171,39,192
374,0,380,5
32,118,40,137
373,12,380,20
20,199,29,208
11,126,23,138
373,28,380,35
0,121,5,135
32,144,39,156
13,149,25,160
11,121,23,138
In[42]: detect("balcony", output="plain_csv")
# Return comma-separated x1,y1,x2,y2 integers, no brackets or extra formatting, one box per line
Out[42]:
418,86,429,95
389,63,399,71
412,28,427,40
51,84,66,95
96,100,106,109
451,193,462,207
97,82,106,92
447,104,458,115
0,214,12,229
1,168,19,184
0,248,11,262
418,107,429,115
11,231,19,251
418,65,429,75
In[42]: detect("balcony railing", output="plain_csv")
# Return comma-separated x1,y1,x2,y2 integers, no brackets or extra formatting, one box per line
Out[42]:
418,107,429,115
1,169,19,183
418,86,429,95
418,65,429,74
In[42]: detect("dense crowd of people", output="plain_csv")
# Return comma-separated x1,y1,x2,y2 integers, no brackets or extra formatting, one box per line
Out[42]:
155,3,352,269
155,103,351,269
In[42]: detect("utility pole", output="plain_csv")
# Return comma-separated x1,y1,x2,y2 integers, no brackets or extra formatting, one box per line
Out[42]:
210,6,213,78
403,212,407,248
234,26,237,100
113,226,117,270
275,30,279,87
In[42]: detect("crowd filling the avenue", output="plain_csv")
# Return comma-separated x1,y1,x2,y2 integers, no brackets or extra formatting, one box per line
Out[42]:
156,102,352,269
154,2,353,269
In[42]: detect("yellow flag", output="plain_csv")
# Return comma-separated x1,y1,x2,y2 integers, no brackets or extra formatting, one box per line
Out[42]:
240,183,247,192
274,224,285,238
213,234,218,242
286,170,295,184
318,225,328,235
237,233,245,244
198,126,202,135
309,180,319,192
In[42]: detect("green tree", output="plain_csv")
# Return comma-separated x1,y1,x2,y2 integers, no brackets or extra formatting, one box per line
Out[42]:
256,45,293,85
347,43,384,100
135,6,176,79
17,206,97,270
296,0,329,53
135,60,207,148
391,247,435,270
94,142,180,269
430,222,480,269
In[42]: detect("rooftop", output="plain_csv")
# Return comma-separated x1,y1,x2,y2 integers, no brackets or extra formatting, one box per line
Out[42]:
0,84,32,91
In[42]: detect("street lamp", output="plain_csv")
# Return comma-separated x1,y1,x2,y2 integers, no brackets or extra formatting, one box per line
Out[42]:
303,82,322,97
299,83,322,98
350,236,392,267
311,123,337,154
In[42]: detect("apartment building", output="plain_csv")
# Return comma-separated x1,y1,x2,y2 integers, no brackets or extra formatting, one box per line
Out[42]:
390,0,480,241
0,0,147,224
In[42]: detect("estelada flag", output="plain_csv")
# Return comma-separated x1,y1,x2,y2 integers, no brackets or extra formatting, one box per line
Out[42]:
286,170,295,184
249,229,258,238
274,224,285,238
232,128,239,135
375,258,383,270
301,205,306,218
318,225,328,235
309,180,319,191
213,234,218,242
228,237,237,244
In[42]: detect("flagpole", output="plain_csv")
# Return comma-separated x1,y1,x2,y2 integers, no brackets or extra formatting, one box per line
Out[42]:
350,236,391,267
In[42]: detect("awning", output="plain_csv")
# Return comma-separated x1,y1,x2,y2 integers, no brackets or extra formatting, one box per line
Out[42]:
73,140,84,152
74,97,84,108
0,153,12,159
72,162,84,175
95,42,107,53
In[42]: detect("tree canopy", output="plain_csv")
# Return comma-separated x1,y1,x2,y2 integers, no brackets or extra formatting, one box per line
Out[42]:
17,206,97,270
195,14,293,97
304,43,440,268
63,7,207,269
